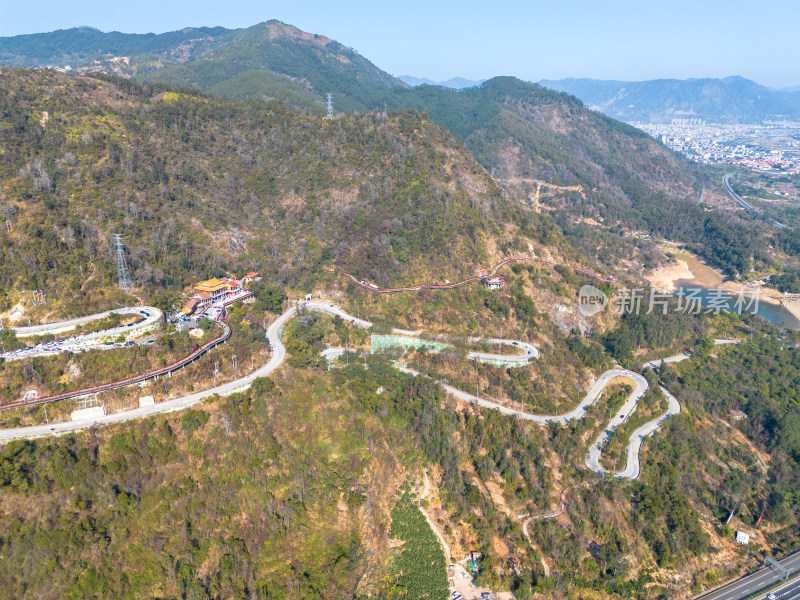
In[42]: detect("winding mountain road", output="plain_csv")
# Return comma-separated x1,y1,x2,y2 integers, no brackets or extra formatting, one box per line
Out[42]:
3,306,162,362
0,302,681,482
642,339,741,370
10,307,158,337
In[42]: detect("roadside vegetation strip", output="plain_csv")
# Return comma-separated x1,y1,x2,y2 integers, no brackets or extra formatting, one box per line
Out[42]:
369,333,538,366
342,255,616,293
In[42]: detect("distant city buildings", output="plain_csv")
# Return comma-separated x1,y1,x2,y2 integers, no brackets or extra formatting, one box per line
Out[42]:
633,120,800,172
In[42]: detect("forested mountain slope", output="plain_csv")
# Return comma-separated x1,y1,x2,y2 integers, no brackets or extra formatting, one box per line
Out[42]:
0,25,233,68
0,68,549,316
381,78,775,276
0,22,780,279
0,65,798,600
0,21,407,112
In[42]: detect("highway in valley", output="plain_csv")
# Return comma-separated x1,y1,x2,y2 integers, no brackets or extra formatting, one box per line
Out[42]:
722,172,789,230
696,550,800,600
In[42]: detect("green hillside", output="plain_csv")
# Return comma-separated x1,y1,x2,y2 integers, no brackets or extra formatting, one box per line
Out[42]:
0,21,780,278
379,78,774,276
0,25,232,67
0,58,798,600
0,21,408,113
143,21,407,112
0,68,550,318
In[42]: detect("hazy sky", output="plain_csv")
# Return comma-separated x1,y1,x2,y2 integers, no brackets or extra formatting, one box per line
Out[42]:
1,0,799,87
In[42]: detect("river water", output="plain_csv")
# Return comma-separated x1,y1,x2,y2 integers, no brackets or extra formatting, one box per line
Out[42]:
674,280,800,330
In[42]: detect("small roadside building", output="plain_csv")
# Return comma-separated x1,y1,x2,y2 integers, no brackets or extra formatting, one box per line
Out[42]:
180,297,201,316
735,531,750,545
730,409,747,421
485,276,505,290
225,278,242,295
242,271,260,285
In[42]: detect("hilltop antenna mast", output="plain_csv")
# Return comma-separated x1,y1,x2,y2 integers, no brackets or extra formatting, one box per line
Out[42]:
114,233,132,291
326,93,334,118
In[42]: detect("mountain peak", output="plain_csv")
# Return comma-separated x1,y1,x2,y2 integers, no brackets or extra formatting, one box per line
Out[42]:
258,20,335,46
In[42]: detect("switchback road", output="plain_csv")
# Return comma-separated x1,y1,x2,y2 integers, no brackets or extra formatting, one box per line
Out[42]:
0,302,681,482
12,306,161,337
3,306,162,362
397,364,678,480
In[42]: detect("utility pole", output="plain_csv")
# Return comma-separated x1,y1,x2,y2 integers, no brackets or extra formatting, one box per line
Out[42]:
214,361,219,386
44,405,49,425
232,354,239,373
114,233,132,292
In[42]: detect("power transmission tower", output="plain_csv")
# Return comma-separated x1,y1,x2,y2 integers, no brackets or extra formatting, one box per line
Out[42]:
326,93,334,118
114,233,132,291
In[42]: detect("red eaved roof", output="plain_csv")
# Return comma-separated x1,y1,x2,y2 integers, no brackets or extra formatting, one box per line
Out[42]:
244,271,258,278
181,298,200,313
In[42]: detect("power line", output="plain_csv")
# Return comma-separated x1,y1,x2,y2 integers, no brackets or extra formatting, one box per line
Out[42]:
114,233,132,291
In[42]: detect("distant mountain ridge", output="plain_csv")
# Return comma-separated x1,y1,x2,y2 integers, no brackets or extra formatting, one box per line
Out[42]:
0,21,765,276
538,76,800,123
399,75,485,89
0,25,233,67
0,21,408,112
